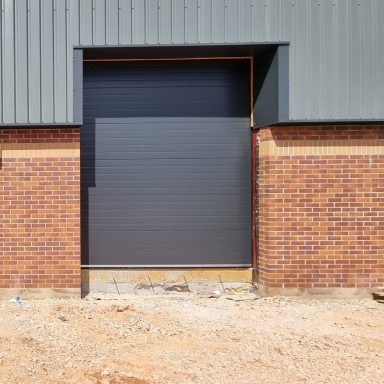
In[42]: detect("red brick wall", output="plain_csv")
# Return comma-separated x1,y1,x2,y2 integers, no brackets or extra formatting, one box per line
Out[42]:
256,125,384,290
0,129,80,290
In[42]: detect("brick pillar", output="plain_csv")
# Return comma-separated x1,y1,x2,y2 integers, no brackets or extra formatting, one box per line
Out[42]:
256,125,384,296
0,128,81,297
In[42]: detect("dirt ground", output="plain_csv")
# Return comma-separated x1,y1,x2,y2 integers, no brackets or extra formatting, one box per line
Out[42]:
0,293,383,384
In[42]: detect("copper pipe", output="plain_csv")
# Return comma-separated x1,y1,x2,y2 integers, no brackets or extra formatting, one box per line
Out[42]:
250,56,254,128
83,56,253,62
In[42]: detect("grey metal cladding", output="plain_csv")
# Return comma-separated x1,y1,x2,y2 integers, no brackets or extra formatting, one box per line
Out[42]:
81,60,251,266
0,0,383,125
253,45,289,128
73,48,83,124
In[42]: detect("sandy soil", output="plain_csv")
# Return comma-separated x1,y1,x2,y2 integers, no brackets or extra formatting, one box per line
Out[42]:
0,294,383,384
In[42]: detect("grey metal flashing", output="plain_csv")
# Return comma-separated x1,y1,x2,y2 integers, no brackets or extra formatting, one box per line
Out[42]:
73,48,83,125
253,45,289,128
278,46,289,123
77,42,291,49
268,120,384,127
0,123,81,128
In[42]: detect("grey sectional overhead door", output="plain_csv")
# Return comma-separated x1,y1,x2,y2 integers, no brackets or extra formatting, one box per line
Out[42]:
82,60,251,266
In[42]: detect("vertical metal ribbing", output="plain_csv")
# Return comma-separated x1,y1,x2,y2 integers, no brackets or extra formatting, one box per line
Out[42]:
13,0,16,122
250,0,254,41
277,0,282,41
92,0,95,45
210,0,213,42
170,0,173,43
26,0,30,122
304,0,310,119
372,0,378,117
236,0,240,42
65,0,69,122
197,0,200,42
358,1,363,119
52,0,55,122
157,0,160,44
319,0,323,118
333,0,338,119
39,0,42,121
131,0,134,44
104,0,107,44
183,0,186,43
224,0,227,42
264,0,269,42
0,0,3,123
346,1,351,117
117,0,121,45
78,0,80,44
131,0,136,44
144,0,146,44
290,0,296,120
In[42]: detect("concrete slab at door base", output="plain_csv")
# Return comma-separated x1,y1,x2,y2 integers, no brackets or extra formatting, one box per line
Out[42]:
82,268,253,295
0,288,81,300
259,285,377,299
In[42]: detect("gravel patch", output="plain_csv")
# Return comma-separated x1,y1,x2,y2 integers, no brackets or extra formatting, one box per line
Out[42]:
0,294,383,383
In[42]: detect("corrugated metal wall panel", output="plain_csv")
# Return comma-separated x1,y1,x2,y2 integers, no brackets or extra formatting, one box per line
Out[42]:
28,0,41,122
376,0,384,118
0,0,4,122
119,0,132,45
212,0,225,43
132,0,146,44
335,0,348,118
53,0,67,122
3,0,15,123
15,0,28,123
171,0,185,44
146,0,159,44
290,0,306,120
69,0,79,46
238,0,252,42
252,0,266,42
40,0,54,122
106,0,119,45
349,0,362,118
186,0,199,43
66,0,72,122
93,0,106,45
320,0,335,119
0,0,383,124
306,0,319,119
361,0,375,119
159,0,171,43
80,0,92,45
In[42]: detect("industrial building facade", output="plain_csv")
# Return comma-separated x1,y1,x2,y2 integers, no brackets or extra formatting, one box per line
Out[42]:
0,0,383,296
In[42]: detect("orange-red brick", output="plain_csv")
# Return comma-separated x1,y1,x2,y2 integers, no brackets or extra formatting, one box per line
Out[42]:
0,129,80,289
256,125,384,289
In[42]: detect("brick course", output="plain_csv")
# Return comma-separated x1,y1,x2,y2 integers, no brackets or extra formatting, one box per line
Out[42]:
1,125,383,294
256,125,384,290
0,129,80,290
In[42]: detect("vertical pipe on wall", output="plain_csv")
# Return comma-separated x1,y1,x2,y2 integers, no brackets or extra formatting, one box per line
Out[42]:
0,0,3,123
250,56,254,128
251,130,257,273
250,57,256,271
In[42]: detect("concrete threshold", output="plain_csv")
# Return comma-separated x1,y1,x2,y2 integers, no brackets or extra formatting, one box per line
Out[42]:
82,268,253,296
